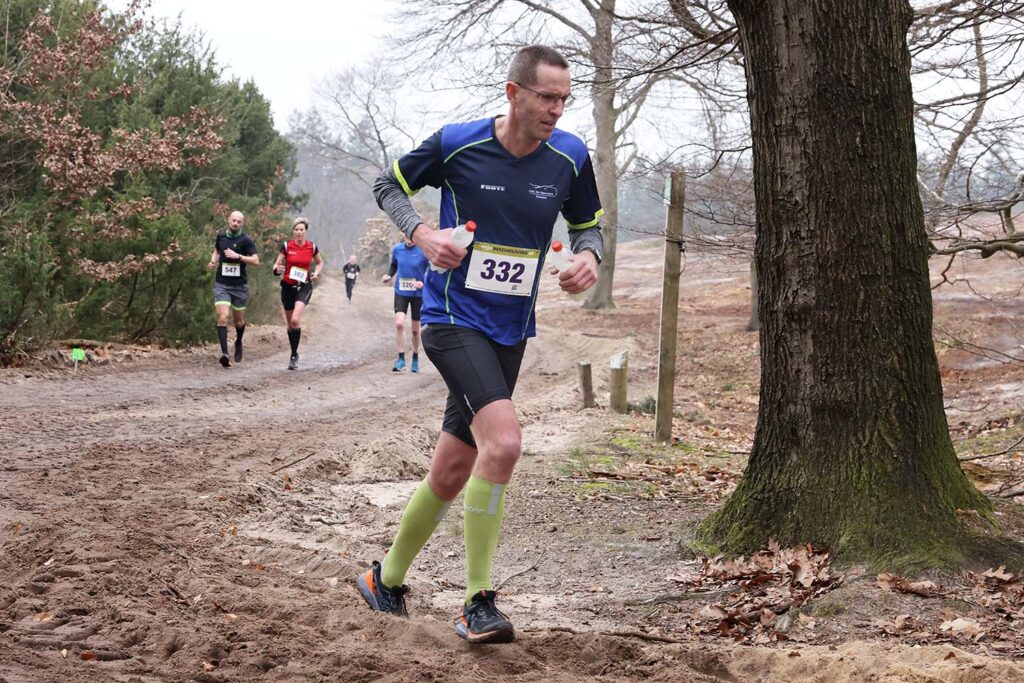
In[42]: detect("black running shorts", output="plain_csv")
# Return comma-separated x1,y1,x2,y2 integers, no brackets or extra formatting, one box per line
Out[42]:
280,282,313,310
393,294,423,321
422,323,527,447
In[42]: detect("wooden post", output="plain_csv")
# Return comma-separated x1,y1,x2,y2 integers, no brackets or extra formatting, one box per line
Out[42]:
655,172,686,442
578,362,595,408
747,258,760,332
609,351,628,414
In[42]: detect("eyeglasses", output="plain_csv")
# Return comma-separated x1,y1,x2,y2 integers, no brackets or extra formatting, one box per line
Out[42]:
514,82,574,108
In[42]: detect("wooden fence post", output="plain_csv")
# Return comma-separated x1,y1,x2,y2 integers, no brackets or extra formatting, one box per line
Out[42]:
609,351,628,414
578,362,595,408
655,171,686,442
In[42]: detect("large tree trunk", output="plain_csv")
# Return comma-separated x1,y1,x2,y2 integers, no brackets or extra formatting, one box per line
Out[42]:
700,0,992,567
583,1,619,310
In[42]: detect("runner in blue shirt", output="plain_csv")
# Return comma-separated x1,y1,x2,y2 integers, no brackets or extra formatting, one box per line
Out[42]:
358,45,604,645
380,238,429,372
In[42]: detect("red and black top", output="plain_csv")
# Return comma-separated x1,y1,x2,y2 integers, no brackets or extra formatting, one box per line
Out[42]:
280,240,319,286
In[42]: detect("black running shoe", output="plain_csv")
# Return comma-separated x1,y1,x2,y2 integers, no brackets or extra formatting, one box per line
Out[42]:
219,354,231,368
455,590,515,644
356,561,409,617
234,341,243,363
288,354,298,371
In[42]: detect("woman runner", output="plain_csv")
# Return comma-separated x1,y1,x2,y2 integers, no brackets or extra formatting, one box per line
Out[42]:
272,217,324,370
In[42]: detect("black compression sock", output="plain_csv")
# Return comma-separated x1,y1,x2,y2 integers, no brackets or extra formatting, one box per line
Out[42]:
288,328,301,355
217,326,228,354
235,324,245,344
398,352,405,360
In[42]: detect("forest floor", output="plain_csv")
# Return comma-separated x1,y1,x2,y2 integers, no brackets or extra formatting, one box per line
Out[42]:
2,240,1024,682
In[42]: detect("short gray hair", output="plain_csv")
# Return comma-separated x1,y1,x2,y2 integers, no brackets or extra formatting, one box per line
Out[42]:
508,45,569,87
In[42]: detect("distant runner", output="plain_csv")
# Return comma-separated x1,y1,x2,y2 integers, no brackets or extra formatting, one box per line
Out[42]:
342,254,361,302
207,210,259,368
272,217,324,371
357,45,602,644
380,237,428,373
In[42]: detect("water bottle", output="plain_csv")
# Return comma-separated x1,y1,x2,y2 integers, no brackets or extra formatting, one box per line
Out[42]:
545,240,586,300
545,240,573,272
430,220,476,273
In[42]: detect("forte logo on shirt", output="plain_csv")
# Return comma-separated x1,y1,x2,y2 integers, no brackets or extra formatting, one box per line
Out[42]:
480,184,505,192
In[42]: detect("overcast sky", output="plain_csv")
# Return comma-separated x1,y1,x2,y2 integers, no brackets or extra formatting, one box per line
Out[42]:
111,0,392,130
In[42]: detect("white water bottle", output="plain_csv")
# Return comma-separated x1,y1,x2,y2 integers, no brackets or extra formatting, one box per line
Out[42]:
546,240,586,300
430,220,477,273
545,240,573,272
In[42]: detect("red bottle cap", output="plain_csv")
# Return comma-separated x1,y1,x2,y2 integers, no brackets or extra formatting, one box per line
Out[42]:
465,221,477,232
551,240,564,252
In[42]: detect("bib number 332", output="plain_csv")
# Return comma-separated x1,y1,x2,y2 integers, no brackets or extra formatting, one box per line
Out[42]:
465,242,538,297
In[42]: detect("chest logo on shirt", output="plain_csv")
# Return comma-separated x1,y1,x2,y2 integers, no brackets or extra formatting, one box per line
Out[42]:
529,184,558,199
481,184,505,192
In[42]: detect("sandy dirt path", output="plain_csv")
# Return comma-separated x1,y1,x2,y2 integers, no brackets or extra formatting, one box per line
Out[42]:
2,258,1021,682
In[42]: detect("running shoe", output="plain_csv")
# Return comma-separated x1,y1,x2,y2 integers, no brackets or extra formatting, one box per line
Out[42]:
455,590,515,644
234,340,243,363
392,357,406,372
356,561,409,617
288,354,299,371
410,356,420,373
219,354,231,368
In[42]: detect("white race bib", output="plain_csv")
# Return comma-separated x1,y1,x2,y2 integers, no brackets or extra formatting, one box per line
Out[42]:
288,265,308,283
346,272,356,279
398,278,417,292
465,242,539,297
221,263,240,277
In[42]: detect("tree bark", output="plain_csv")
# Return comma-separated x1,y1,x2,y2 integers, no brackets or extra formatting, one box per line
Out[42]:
583,1,619,310
700,0,993,568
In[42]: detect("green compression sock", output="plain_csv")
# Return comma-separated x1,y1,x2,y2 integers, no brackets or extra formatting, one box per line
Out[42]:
463,475,506,604
381,479,451,588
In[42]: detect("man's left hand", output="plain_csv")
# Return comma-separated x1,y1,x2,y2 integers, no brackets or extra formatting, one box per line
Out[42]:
559,250,599,294
223,248,240,260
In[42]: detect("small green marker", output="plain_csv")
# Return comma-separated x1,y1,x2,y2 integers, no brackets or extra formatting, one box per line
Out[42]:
71,347,85,373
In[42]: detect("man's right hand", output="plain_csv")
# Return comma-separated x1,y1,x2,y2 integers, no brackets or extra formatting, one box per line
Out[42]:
381,274,391,283
413,224,468,271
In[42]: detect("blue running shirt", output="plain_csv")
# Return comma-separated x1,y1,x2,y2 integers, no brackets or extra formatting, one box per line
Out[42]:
393,116,603,345
390,243,429,298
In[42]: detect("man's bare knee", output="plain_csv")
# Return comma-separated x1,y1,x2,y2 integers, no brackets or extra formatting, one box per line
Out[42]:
480,429,521,472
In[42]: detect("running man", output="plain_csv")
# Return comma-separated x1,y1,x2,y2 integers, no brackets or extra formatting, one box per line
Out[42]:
342,254,361,302
207,210,259,367
380,237,428,373
272,217,324,370
358,45,603,644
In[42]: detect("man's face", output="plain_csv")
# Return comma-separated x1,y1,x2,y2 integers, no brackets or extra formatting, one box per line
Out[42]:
348,255,357,264
513,62,571,142
403,237,415,248
228,212,244,231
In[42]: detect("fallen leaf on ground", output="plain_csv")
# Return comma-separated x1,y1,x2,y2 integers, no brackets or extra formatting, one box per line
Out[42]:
981,566,1015,583
31,612,54,622
80,652,97,661
940,617,980,634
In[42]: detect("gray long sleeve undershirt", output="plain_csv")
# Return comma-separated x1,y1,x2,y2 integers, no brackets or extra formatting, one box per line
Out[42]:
372,165,604,263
